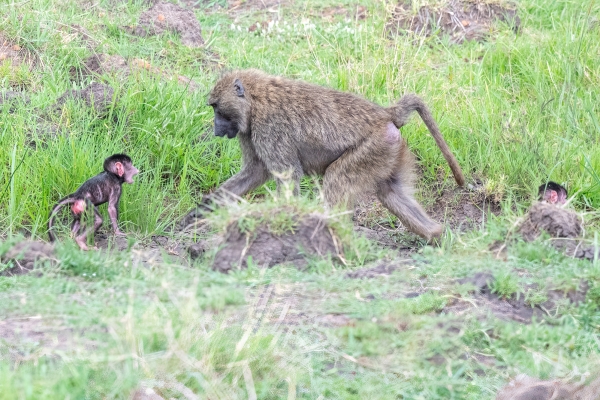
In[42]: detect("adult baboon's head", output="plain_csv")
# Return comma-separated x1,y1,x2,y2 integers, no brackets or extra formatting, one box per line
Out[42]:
208,73,251,139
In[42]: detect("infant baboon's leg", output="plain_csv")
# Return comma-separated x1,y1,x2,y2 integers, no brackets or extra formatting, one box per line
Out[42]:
71,217,81,237
376,144,443,241
74,207,103,251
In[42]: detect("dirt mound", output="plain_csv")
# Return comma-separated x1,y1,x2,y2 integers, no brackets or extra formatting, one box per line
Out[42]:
132,1,204,47
53,82,115,114
72,54,130,80
388,0,520,44
427,185,501,232
0,91,30,112
352,185,500,246
0,240,56,276
515,203,598,261
519,202,582,241
208,213,343,273
496,374,600,400
446,272,589,324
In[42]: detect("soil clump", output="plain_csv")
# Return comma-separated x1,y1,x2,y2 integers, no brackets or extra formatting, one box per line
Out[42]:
207,213,343,273
427,184,501,232
517,202,598,260
388,0,520,44
71,53,201,91
132,1,204,47
519,202,582,242
52,82,116,115
72,54,131,80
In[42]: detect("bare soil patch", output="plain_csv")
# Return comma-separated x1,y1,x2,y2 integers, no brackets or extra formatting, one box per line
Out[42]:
0,316,101,363
0,317,71,357
352,184,500,249
52,82,116,115
446,272,590,324
72,53,131,79
209,213,344,273
496,374,600,400
131,1,204,47
70,53,202,91
0,240,56,276
427,184,501,232
0,32,38,69
387,0,520,44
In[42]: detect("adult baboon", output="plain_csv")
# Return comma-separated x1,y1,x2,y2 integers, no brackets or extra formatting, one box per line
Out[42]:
185,69,464,240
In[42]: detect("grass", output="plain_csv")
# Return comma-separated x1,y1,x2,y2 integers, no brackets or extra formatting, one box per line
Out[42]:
1,0,600,398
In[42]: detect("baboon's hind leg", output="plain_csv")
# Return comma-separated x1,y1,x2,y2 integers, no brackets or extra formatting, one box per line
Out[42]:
322,137,391,209
376,145,443,241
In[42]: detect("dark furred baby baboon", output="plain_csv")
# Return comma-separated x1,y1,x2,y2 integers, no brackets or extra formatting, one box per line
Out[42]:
186,69,465,240
48,154,139,250
538,181,567,205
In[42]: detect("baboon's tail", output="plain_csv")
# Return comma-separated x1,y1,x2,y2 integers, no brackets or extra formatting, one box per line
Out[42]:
48,196,76,242
388,94,465,187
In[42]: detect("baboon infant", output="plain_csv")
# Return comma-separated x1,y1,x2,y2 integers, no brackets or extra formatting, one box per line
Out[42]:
48,154,139,250
185,69,465,240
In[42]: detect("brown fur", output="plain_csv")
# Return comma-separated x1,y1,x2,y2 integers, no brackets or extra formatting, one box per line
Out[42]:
186,69,465,240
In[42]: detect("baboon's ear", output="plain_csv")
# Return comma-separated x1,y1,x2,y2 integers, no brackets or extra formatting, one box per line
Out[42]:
234,79,245,97
114,162,124,177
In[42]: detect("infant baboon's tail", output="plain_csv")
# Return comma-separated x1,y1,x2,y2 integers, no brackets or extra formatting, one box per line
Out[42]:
48,196,77,242
388,94,465,187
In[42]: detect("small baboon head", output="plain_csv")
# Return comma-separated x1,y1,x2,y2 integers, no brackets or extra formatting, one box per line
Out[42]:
208,73,252,139
104,154,139,184
538,181,567,205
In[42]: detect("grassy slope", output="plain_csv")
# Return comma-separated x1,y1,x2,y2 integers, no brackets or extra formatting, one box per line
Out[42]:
0,0,599,398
